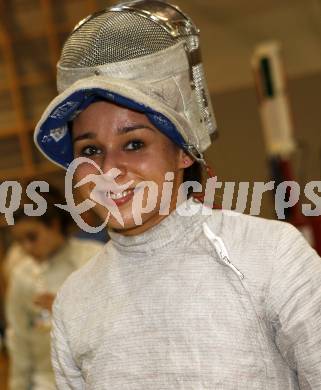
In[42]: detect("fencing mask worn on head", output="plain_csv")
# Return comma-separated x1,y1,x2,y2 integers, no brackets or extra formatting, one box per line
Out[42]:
34,0,217,169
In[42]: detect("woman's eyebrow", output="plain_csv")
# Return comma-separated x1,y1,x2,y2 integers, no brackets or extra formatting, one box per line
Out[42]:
73,132,96,143
73,125,155,142
117,124,155,134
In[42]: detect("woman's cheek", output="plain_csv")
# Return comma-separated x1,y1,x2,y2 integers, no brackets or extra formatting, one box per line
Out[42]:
134,147,161,164
76,162,101,179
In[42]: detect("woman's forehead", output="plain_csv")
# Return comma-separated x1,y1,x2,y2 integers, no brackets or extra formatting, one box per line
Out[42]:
73,101,151,126
72,101,158,139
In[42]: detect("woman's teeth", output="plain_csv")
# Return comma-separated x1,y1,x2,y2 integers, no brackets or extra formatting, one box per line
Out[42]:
108,189,132,200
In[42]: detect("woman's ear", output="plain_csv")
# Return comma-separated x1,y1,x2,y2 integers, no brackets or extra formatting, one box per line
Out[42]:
178,149,194,169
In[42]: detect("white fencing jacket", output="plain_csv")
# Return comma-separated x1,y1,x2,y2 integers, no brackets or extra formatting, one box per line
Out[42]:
51,199,321,389
6,238,103,390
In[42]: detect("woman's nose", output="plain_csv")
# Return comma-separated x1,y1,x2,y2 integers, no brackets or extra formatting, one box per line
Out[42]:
101,150,127,178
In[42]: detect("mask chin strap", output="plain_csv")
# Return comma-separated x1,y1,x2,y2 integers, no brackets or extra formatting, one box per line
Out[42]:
184,143,215,178
203,162,215,179
184,143,219,208
184,144,205,164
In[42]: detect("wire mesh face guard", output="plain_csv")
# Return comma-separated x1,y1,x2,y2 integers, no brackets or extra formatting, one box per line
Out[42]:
34,0,217,168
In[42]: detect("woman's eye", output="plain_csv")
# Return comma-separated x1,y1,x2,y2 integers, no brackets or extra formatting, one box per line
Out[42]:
80,145,102,156
124,140,144,151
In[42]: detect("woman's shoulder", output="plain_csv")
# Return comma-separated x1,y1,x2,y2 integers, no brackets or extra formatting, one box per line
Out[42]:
185,199,293,248
209,208,298,245
204,208,308,271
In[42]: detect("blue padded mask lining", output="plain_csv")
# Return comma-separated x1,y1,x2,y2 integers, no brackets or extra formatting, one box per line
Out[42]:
36,88,186,168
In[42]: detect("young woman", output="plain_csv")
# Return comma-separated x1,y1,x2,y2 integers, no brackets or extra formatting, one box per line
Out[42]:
6,193,103,390
34,1,321,389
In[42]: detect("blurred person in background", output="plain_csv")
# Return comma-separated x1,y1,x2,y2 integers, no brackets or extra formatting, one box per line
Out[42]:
0,243,33,353
6,190,103,390
2,243,33,291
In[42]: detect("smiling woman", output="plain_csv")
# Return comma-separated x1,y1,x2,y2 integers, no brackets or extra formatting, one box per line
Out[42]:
32,1,321,389
71,100,193,235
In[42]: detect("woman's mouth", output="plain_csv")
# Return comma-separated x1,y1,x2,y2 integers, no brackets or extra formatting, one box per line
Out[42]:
106,188,135,206
90,184,144,209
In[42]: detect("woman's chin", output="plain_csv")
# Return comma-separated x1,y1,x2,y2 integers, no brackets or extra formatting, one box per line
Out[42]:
90,197,165,235
107,215,143,234
91,203,138,231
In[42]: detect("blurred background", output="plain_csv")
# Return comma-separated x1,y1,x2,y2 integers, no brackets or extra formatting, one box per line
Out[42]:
0,0,320,388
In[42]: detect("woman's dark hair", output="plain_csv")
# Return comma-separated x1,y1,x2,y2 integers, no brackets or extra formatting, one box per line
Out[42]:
13,187,72,236
183,161,203,197
183,161,203,184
